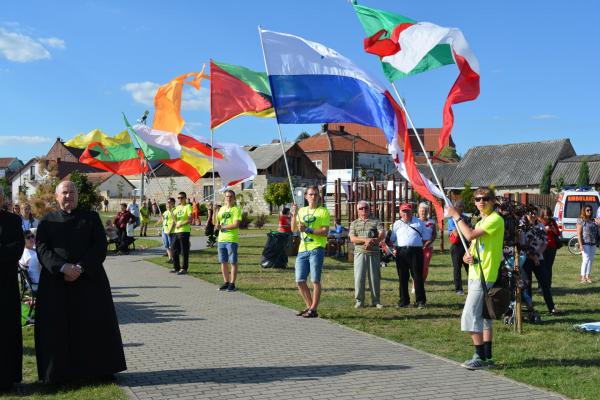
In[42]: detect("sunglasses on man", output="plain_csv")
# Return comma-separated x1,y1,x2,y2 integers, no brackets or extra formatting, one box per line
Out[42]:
474,196,491,203
358,206,369,210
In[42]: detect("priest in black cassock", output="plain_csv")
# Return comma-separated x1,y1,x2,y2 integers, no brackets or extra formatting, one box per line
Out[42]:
0,187,25,391
35,181,126,384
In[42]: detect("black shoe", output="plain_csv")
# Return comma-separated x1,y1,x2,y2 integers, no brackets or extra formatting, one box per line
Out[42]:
396,302,411,308
167,259,174,264
416,302,426,309
218,283,230,291
176,270,188,275
169,269,179,273
227,283,237,292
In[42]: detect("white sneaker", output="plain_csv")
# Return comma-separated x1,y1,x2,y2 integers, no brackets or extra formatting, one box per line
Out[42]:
354,301,363,308
374,303,384,309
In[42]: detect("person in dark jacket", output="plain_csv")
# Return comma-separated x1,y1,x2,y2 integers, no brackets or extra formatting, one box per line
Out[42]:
0,188,25,391
35,181,126,384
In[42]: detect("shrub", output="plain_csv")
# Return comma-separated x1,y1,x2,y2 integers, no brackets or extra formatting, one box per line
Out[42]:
254,214,268,229
199,203,207,216
239,211,254,229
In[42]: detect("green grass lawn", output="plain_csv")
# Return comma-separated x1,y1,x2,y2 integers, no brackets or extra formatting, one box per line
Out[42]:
149,236,600,400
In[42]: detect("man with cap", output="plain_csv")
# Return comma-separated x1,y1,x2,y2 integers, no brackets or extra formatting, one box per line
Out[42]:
390,203,426,308
448,200,471,295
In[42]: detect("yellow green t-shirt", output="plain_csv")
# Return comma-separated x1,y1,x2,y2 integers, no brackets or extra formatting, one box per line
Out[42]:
140,207,150,223
162,210,175,233
468,211,505,283
173,204,193,234
297,206,331,252
217,205,242,243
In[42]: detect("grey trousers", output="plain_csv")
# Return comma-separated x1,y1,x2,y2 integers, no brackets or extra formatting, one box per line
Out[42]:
354,251,381,305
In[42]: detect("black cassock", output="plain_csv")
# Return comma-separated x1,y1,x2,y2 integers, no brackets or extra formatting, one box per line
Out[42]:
35,209,126,384
0,210,25,389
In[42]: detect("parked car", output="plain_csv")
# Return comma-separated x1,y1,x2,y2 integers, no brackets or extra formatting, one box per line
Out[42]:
553,187,600,240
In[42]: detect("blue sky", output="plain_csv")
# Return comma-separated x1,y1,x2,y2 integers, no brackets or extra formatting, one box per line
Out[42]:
1,0,598,163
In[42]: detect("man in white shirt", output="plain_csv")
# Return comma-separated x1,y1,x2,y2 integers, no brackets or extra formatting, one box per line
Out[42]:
390,203,426,308
128,197,140,229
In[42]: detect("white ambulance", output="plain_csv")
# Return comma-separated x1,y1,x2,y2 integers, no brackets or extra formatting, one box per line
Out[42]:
554,188,600,240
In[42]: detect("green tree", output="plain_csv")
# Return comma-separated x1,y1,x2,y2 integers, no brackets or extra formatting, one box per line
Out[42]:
577,160,590,187
438,146,461,161
0,177,9,197
264,181,292,212
296,131,310,141
555,175,565,191
540,163,553,194
70,170,102,211
460,180,476,214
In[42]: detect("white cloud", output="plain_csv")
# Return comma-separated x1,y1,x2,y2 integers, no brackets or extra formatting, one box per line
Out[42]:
0,28,50,62
122,81,160,106
181,86,209,111
0,135,53,145
38,37,66,49
122,82,209,111
531,114,558,120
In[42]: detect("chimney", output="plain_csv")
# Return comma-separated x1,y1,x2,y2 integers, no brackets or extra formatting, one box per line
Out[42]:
339,125,345,133
322,123,328,132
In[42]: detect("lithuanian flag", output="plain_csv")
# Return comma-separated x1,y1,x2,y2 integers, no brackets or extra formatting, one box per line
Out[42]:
65,129,146,175
210,60,275,129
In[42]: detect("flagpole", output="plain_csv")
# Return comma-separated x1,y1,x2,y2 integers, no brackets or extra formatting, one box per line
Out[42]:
390,82,470,253
257,26,296,205
125,112,169,201
211,129,216,207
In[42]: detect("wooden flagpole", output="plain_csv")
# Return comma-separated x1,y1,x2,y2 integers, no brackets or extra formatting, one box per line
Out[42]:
389,83,470,254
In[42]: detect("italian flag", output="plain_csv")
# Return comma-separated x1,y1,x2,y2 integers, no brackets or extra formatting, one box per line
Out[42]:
354,3,480,155
123,114,181,161
210,60,274,130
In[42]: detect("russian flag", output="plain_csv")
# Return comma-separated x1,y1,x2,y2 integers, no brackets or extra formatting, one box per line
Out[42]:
259,29,399,143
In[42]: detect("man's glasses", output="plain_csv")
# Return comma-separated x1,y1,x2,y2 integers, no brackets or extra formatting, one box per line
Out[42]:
177,196,184,199
26,235,35,240
306,193,317,196
358,207,368,210
474,196,491,203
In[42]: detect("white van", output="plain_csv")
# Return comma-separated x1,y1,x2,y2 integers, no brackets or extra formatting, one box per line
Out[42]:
554,189,600,240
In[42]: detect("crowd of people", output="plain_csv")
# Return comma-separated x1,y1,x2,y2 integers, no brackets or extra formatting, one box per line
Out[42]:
2,181,599,392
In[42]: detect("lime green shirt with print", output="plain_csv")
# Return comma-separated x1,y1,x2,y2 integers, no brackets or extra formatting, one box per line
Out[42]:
217,205,242,243
162,210,175,234
468,211,505,283
297,206,331,252
173,204,193,234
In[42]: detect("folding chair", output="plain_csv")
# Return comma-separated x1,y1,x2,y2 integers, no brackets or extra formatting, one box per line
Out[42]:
18,266,37,325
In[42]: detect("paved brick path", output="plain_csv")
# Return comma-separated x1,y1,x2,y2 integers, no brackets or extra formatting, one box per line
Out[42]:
107,241,564,400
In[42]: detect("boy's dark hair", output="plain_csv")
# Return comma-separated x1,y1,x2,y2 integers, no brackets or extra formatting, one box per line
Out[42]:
178,192,187,198
282,207,290,215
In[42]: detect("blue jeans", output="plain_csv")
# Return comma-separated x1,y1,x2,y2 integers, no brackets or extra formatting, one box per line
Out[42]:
162,232,173,249
218,242,238,264
295,248,325,283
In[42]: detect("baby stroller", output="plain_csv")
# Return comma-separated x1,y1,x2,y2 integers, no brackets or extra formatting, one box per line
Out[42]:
260,231,289,269
379,232,396,268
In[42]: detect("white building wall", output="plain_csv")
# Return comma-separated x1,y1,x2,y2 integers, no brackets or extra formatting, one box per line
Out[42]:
11,162,46,204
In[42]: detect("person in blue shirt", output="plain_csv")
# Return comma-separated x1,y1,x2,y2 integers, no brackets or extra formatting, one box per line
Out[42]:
390,203,426,308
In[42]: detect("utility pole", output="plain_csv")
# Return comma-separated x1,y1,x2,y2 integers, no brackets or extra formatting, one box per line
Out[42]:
352,135,356,181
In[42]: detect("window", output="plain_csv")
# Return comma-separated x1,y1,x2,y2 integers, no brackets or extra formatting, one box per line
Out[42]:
313,159,323,171
242,180,254,190
29,165,35,180
203,185,214,200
